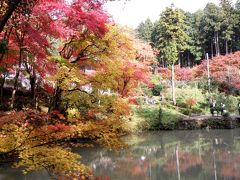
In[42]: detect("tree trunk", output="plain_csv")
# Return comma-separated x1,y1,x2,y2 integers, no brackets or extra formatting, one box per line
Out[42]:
0,73,6,104
48,84,61,113
182,52,185,67
29,67,36,100
225,40,228,55
214,32,220,57
0,0,22,32
214,33,217,57
178,53,181,67
171,64,176,106
161,58,164,68
211,41,214,59
216,31,220,56
230,40,233,54
187,51,190,67
10,47,23,109
0,27,13,63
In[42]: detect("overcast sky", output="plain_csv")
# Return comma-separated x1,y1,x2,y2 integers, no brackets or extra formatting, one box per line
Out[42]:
104,0,237,28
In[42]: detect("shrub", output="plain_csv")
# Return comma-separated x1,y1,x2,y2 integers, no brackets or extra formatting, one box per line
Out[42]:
185,98,196,108
152,84,163,96
222,111,230,117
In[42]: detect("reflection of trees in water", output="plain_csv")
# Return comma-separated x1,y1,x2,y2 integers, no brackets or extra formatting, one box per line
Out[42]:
163,151,202,173
78,130,240,180
89,150,155,180
216,151,240,179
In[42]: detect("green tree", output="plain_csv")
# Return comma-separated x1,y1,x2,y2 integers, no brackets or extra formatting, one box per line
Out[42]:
195,9,214,58
220,0,236,54
164,41,178,105
153,5,189,105
201,3,224,57
185,12,203,65
136,18,153,42
233,0,240,51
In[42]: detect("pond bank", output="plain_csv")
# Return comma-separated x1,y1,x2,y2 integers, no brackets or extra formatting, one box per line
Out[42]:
176,115,240,130
132,105,240,131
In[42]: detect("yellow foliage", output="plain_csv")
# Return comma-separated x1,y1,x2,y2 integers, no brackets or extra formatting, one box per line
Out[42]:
16,146,90,178
0,110,127,178
0,24,150,178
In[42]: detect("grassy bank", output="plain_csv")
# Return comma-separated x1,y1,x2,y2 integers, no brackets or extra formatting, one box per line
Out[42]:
125,104,185,132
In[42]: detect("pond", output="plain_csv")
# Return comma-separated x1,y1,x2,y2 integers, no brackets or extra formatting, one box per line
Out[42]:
1,129,240,179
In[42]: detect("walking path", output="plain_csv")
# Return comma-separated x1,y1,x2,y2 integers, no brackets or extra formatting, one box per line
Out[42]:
182,115,240,121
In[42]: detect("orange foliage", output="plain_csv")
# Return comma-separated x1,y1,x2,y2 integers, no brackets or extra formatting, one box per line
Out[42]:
159,66,194,81
175,66,194,81
194,51,240,89
159,67,171,80
185,98,196,108
118,59,152,97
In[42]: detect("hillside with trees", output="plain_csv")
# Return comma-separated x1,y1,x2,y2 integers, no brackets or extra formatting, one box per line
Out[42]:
134,0,240,130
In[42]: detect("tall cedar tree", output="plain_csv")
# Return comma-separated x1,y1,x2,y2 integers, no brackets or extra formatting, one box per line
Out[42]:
220,0,236,54
153,5,189,105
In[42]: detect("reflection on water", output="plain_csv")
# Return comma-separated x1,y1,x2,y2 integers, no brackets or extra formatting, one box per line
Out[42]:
76,130,240,180
0,168,49,180
2,129,240,179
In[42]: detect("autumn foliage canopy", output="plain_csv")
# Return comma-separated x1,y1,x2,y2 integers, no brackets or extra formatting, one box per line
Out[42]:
0,0,155,178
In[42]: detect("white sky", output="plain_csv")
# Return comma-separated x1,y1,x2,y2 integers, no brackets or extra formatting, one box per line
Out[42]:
104,0,237,28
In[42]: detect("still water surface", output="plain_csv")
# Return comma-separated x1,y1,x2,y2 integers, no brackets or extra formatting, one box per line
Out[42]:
2,129,240,180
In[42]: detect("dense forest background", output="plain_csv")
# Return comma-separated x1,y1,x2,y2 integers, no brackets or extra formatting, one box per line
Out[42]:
137,0,240,67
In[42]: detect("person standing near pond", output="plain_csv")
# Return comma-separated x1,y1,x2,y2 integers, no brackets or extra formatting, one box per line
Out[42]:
220,103,225,115
210,100,216,116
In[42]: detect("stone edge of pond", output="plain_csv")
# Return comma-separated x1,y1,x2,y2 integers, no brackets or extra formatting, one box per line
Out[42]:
171,116,240,130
